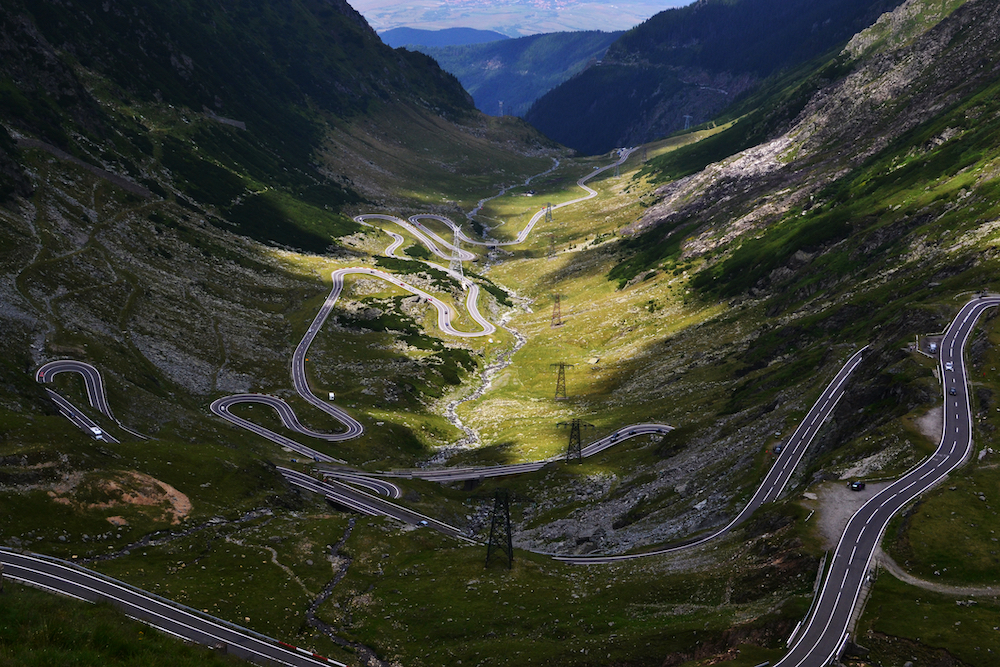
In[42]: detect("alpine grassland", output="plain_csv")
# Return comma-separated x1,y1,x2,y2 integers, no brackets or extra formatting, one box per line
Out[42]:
8,0,1000,665
0,582,248,666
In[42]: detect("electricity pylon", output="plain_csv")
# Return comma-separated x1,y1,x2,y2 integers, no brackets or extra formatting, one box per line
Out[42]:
547,233,555,258
449,226,464,277
551,362,573,400
558,418,595,462
551,294,562,328
485,489,513,569
545,203,553,223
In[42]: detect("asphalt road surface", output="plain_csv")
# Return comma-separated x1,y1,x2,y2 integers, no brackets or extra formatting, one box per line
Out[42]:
777,296,1000,667
36,359,146,441
552,346,868,564
277,467,467,540
0,548,345,667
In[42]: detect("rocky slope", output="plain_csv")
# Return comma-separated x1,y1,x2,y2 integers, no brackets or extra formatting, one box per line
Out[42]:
512,0,1000,556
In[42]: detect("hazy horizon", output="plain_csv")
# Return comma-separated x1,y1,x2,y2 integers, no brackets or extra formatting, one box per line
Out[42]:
350,0,692,37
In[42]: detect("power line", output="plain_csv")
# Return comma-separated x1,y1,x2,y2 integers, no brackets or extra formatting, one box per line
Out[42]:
485,488,513,569
550,362,574,400
557,418,595,462
449,226,464,277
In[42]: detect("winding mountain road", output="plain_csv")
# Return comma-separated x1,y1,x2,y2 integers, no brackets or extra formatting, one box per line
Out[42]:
410,149,636,249
552,345,869,564
36,360,146,441
26,149,994,667
777,295,1000,667
210,149,637,465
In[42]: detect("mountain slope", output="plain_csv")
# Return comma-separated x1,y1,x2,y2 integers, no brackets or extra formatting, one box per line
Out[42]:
419,30,621,116
524,0,905,154
0,0,564,252
613,0,982,289
418,30,621,117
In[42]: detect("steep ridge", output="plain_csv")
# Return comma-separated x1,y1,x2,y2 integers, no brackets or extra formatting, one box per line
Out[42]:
614,0,994,289
524,0,905,154
0,0,530,249
417,30,621,118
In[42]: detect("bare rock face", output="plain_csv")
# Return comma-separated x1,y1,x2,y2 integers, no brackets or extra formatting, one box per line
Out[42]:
631,0,1000,260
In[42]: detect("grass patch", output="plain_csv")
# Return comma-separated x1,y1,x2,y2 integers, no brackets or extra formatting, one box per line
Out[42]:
857,574,1000,666
0,582,248,666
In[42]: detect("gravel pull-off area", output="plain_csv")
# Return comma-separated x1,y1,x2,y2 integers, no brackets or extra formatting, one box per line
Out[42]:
804,480,893,549
805,405,945,549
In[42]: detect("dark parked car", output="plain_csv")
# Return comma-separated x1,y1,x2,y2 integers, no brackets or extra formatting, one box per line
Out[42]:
849,481,866,491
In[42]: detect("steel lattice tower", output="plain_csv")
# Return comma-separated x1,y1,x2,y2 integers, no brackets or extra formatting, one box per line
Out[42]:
551,294,562,328
558,418,595,462
545,203,553,223
547,233,555,258
551,362,573,400
449,226,464,277
485,489,513,569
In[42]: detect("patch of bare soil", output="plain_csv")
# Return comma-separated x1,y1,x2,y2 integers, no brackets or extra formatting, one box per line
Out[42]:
916,405,943,443
47,470,191,525
802,480,893,549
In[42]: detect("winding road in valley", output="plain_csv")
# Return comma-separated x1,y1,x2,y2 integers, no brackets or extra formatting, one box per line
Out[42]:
23,134,999,667
777,295,1000,667
25,299,995,667
553,345,869,565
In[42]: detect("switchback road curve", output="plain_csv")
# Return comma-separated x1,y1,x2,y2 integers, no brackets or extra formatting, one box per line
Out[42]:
36,359,146,441
215,150,637,462
777,295,1000,667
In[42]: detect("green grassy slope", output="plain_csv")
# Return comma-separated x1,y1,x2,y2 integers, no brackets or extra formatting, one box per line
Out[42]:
6,0,1000,665
0,582,247,667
